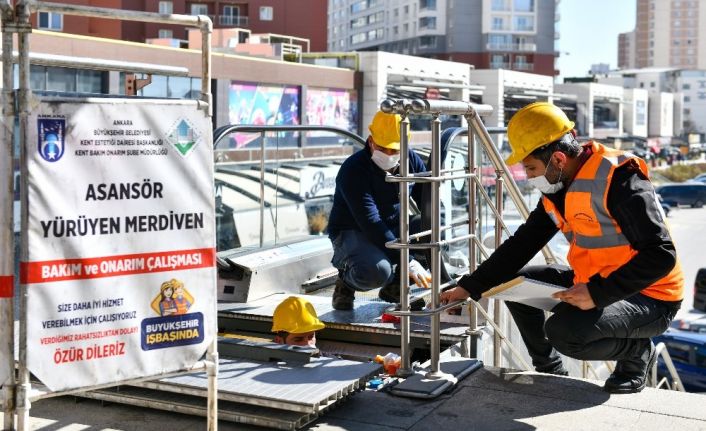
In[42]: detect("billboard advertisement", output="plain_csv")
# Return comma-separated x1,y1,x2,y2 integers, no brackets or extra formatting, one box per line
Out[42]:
305,87,358,144
228,82,300,148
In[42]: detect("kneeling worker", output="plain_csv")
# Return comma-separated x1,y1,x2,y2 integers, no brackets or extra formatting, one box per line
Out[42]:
440,102,682,394
272,296,325,348
327,111,431,311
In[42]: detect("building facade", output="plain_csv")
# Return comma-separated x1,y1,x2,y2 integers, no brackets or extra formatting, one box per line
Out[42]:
631,0,705,69
618,31,636,69
31,0,328,51
327,0,559,76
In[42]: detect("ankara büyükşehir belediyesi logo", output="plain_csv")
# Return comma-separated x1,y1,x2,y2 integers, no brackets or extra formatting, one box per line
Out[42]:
38,118,66,162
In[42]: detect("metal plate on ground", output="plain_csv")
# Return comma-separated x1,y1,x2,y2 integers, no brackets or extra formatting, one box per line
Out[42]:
82,384,315,430
136,356,380,414
390,357,483,399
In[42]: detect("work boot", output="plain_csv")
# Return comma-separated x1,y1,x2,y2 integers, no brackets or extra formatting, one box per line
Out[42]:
536,363,569,376
378,282,426,311
332,277,355,311
603,340,656,394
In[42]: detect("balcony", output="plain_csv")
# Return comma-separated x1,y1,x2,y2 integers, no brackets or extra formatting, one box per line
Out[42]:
486,42,537,52
490,62,510,69
513,63,533,71
218,14,249,27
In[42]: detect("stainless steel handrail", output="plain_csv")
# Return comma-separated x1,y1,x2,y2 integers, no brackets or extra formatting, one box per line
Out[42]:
213,124,367,247
652,341,685,391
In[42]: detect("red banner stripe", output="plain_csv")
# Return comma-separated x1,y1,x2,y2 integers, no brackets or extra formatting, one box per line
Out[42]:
20,248,215,284
0,276,13,297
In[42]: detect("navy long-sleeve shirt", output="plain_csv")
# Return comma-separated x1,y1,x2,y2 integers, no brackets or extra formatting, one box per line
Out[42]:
327,143,426,261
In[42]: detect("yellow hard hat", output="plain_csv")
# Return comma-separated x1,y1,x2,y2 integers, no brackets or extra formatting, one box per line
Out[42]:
368,111,410,150
271,296,325,334
505,102,575,165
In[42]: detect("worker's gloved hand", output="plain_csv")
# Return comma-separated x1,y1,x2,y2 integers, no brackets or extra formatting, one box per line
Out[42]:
409,259,432,288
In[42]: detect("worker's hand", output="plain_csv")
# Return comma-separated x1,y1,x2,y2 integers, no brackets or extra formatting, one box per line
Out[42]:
552,283,596,310
439,286,471,305
408,259,432,288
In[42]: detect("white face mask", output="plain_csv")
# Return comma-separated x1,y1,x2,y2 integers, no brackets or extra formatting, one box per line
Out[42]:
371,149,400,171
528,162,564,194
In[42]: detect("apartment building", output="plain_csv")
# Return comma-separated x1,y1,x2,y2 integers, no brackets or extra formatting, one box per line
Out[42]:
31,0,328,51
630,0,705,69
327,0,559,76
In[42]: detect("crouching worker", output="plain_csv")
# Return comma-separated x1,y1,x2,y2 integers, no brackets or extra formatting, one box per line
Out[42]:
272,296,325,348
327,111,431,311
440,102,683,394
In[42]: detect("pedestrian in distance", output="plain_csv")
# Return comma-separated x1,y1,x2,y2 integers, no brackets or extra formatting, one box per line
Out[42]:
327,111,431,311
272,296,325,348
440,102,683,394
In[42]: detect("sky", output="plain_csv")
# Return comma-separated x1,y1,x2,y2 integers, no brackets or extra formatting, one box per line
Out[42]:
556,0,636,80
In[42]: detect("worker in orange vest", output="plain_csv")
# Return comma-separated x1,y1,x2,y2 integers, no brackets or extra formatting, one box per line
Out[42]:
440,102,683,394
271,296,325,348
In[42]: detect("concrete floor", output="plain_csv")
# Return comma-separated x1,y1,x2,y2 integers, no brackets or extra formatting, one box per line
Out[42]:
4,366,706,431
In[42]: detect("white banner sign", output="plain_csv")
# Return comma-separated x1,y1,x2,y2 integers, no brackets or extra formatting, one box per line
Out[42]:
23,99,216,392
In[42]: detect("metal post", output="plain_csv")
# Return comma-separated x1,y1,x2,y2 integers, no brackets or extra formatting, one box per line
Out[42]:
427,114,443,377
259,131,265,247
493,171,504,368
397,112,413,377
466,120,479,334
16,1,31,429
206,341,219,431
1,2,16,429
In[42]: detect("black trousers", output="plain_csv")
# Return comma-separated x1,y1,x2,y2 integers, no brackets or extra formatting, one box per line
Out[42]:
505,264,680,371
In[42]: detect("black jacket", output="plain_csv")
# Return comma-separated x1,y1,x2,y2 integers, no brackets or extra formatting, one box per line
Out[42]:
458,157,679,309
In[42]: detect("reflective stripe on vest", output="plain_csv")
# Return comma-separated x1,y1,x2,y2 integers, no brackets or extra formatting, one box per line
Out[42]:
542,141,683,302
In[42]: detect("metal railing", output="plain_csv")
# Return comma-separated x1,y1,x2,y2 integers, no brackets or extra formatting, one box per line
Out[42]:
218,14,248,26
379,98,556,380
213,124,366,247
651,342,685,391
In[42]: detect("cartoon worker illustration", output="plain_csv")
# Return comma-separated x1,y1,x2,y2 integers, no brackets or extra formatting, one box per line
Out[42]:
172,279,192,315
158,280,178,316
151,278,195,317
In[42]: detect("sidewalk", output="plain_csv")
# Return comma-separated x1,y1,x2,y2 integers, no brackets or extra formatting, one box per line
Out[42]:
4,366,706,430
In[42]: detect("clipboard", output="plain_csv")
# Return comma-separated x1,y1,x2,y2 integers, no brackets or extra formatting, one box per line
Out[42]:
481,276,565,311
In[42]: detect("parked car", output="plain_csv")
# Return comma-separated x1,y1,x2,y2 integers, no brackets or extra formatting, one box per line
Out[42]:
656,183,706,208
691,173,706,184
695,267,706,312
672,315,706,333
652,329,706,393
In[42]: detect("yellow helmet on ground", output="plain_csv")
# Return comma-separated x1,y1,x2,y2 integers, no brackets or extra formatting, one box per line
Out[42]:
368,111,410,150
505,102,575,165
271,296,325,334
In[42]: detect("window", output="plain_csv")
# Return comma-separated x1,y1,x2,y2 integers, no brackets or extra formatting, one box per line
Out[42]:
514,0,534,12
419,36,437,48
420,0,437,10
38,11,62,30
514,16,534,31
684,96,691,102
650,81,655,88
158,29,173,39
351,32,366,44
158,1,173,14
260,6,273,20
404,5,409,14
190,4,208,15
419,16,436,29
492,16,507,30
492,0,510,11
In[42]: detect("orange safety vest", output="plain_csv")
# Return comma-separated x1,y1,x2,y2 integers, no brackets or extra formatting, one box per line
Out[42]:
542,141,683,302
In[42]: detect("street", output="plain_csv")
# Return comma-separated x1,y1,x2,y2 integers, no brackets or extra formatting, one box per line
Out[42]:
665,205,706,320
